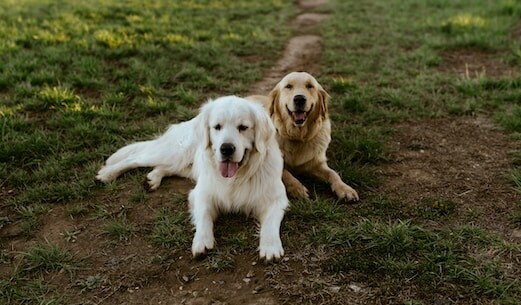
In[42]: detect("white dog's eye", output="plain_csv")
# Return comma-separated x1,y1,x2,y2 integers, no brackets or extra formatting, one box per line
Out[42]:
214,124,222,130
238,125,248,132
306,83,314,89
285,84,293,89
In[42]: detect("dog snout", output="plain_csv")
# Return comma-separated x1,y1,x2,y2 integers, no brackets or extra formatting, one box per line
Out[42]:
293,95,306,109
220,143,236,158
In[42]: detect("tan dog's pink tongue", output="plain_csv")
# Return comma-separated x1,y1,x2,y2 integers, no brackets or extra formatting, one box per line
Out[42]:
293,112,306,121
219,161,239,178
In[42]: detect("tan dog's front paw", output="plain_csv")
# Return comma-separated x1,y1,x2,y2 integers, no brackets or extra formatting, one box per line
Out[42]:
286,182,309,199
332,182,359,202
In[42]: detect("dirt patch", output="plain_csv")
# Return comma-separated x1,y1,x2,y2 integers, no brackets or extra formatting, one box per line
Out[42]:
297,0,329,10
377,116,521,233
439,49,516,79
293,13,329,28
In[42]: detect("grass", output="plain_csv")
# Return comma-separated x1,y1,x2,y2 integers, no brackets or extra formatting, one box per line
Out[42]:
21,241,78,274
102,219,137,241
321,220,519,302
150,207,190,248
1,0,521,304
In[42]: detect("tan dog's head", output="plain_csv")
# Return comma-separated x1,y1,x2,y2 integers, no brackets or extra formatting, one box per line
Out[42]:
269,72,329,127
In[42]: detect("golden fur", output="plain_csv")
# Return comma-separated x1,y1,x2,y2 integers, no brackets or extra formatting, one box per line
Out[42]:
248,72,359,202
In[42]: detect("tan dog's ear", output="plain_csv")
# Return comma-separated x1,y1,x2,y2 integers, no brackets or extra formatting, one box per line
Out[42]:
253,105,276,155
317,85,330,120
268,86,280,117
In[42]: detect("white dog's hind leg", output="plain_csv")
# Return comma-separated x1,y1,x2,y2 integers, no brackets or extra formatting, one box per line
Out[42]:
189,191,217,258
96,141,159,182
257,202,286,262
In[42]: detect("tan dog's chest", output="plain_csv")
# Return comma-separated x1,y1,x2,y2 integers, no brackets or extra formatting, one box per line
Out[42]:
278,120,331,172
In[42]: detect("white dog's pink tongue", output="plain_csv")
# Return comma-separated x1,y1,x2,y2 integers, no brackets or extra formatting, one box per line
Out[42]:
219,161,239,178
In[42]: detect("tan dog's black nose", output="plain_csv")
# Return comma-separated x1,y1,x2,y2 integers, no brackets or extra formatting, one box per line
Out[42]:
293,95,306,108
220,143,235,157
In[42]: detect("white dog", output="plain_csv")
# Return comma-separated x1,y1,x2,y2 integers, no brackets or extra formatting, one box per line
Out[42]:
97,96,288,261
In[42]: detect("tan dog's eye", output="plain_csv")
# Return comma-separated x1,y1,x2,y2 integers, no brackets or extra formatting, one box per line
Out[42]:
214,124,221,130
306,83,314,89
285,84,293,89
238,125,248,132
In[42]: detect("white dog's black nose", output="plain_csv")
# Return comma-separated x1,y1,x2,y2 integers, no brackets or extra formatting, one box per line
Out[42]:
220,143,235,157
293,95,306,108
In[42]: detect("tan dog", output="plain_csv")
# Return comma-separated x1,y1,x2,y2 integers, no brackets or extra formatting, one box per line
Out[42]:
248,72,359,202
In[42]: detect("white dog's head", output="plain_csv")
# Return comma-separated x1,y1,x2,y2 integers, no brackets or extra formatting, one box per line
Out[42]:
197,96,275,178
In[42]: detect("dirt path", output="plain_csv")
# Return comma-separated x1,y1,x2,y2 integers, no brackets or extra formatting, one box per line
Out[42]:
247,1,329,95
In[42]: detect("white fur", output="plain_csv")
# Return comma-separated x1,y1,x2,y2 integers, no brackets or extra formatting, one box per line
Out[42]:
96,96,288,261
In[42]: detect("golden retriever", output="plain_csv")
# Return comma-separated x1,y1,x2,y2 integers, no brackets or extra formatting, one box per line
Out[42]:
248,72,359,202
97,96,288,261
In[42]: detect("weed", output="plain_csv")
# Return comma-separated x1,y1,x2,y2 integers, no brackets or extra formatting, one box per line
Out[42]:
498,104,521,136
510,169,521,193
103,219,137,241
76,274,107,292
511,211,521,225
0,277,62,305
16,204,49,236
204,251,235,272
287,198,345,223
22,241,77,275
150,208,190,248
66,204,89,219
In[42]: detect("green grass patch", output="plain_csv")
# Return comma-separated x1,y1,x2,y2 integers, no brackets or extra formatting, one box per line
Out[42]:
102,219,137,241
21,241,78,275
323,219,519,301
150,208,190,248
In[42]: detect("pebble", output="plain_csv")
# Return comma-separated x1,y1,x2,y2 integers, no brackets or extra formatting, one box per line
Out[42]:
348,284,362,292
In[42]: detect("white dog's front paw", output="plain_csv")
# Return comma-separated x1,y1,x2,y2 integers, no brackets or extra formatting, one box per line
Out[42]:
191,233,215,258
96,167,116,182
259,238,284,262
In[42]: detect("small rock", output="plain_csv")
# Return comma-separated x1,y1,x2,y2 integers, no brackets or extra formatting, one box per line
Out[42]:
348,284,362,292
512,229,521,239
252,285,264,294
329,286,341,293
182,275,190,282
246,270,255,278
243,278,251,284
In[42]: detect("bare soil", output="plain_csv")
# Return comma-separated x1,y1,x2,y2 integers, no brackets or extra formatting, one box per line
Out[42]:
438,48,517,79
2,0,521,304
377,116,521,235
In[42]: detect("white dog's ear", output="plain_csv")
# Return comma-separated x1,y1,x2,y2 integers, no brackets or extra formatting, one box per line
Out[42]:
196,100,212,149
317,84,330,120
253,107,276,155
